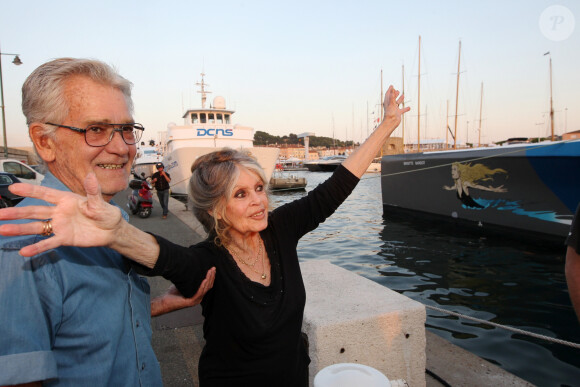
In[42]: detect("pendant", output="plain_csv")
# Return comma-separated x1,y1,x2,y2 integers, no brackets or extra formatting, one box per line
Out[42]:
261,274,267,279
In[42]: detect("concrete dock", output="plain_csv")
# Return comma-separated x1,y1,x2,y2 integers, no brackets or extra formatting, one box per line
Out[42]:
115,190,534,386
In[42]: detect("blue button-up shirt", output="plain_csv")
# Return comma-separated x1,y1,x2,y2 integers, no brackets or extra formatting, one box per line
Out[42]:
0,172,162,386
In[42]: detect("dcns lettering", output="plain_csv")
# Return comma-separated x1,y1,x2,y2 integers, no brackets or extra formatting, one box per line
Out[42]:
196,129,234,136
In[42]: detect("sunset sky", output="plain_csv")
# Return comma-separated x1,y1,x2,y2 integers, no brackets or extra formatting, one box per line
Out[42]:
1,0,578,148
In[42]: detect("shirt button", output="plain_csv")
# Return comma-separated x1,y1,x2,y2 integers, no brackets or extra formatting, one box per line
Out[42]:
136,320,140,327
141,363,146,370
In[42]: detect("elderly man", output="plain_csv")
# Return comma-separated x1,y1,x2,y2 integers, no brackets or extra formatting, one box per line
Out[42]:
0,58,211,386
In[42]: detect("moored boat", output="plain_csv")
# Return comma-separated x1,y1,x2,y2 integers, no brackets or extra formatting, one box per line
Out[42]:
161,74,279,197
380,139,580,240
366,157,382,173
132,144,162,178
305,155,347,172
269,173,307,191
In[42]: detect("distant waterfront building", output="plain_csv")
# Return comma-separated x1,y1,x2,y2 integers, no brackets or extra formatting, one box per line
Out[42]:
278,145,309,160
404,138,447,153
562,130,580,141
382,137,404,155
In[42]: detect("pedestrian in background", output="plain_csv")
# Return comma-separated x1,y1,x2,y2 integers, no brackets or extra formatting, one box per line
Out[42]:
152,162,171,218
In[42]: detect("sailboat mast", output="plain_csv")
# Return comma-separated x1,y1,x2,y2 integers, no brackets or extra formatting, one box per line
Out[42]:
453,40,461,150
417,35,421,152
446,100,449,149
478,82,483,147
402,64,405,147
380,69,384,120
549,56,554,141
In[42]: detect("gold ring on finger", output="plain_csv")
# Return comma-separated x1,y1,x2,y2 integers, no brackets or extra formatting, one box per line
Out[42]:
41,220,53,237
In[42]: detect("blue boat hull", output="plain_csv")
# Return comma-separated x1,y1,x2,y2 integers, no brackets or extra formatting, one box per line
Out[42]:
381,140,580,240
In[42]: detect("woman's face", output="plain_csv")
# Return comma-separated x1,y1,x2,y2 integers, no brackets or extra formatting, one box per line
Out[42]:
451,164,459,179
224,166,269,238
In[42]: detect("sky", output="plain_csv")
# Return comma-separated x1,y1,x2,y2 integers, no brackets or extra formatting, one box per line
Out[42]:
0,0,578,149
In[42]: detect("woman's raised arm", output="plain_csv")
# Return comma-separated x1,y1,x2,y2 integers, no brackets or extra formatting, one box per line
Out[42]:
342,85,410,178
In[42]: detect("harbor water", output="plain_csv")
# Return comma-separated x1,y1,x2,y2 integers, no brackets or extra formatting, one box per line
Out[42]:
271,170,580,387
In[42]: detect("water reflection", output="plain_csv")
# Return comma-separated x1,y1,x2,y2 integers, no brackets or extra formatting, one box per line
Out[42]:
273,171,580,386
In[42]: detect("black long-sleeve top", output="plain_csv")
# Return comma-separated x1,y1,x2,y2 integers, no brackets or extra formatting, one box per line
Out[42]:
145,165,359,386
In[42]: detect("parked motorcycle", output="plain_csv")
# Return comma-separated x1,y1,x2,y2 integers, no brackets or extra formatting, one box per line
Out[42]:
127,174,153,218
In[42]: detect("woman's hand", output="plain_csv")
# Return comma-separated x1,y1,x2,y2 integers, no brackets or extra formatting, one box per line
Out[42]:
342,85,410,178
0,172,125,257
382,85,409,129
151,267,216,317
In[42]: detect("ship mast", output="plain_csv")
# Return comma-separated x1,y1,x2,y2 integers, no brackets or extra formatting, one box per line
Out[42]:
478,82,483,147
196,72,212,109
453,40,461,149
380,69,384,119
402,64,405,147
445,100,449,149
548,53,554,141
417,35,421,152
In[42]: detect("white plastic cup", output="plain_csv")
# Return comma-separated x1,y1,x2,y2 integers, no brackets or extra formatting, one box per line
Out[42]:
313,363,391,387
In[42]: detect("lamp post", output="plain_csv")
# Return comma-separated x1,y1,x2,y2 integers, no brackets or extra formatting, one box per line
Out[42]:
0,44,23,158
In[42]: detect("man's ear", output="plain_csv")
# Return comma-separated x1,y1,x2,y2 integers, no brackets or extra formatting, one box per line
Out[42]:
29,123,57,163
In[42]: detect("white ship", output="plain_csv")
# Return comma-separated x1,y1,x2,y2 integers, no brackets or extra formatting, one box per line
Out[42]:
161,74,279,197
132,143,163,178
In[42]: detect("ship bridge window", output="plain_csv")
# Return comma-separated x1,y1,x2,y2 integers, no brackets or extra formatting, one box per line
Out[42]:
208,113,215,123
191,113,199,124
200,113,207,123
216,113,223,124
225,114,231,124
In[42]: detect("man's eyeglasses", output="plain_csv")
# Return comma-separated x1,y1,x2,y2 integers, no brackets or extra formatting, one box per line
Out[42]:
45,122,145,147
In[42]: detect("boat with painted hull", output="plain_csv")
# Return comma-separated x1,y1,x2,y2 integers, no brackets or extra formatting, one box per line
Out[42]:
161,74,279,197
380,140,580,240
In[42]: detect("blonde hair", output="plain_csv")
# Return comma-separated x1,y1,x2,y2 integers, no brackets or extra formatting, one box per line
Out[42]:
188,148,268,246
454,162,507,184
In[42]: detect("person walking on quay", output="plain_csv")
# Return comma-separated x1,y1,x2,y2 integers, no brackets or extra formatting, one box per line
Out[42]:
0,58,212,386
0,85,409,386
151,162,171,219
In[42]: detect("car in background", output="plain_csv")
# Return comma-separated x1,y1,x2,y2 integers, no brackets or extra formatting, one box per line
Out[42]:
0,172,24,207
30,164,47,175
0,159,44,185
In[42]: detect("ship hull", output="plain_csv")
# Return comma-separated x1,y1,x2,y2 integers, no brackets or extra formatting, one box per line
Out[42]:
381,140,580,240
164,146,280,197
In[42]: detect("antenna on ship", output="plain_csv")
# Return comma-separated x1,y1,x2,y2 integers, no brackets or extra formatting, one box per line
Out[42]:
196,72,212,109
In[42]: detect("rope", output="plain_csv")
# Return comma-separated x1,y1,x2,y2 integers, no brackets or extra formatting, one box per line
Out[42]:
360,139,580,349
424,304,580,349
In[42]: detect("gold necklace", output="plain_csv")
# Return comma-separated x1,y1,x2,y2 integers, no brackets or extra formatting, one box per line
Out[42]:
229,244,260,268
229,239,267,279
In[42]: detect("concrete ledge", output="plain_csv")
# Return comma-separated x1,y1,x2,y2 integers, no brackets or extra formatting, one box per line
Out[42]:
301,260,426,387
425,331,534,386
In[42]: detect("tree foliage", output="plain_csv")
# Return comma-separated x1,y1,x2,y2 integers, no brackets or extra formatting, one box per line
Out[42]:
254,130,355,147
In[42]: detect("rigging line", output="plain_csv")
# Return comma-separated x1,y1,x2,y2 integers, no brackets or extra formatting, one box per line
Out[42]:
169,176,192,188
425,304,580,349
359,139,577,181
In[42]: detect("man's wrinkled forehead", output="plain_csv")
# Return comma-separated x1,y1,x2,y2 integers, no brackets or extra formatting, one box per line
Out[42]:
62,75,132,123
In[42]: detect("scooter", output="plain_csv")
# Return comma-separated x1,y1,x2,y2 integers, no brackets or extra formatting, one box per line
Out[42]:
127,173,153,218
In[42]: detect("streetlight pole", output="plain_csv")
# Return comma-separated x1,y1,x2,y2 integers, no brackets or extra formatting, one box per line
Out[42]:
0,44,23,158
